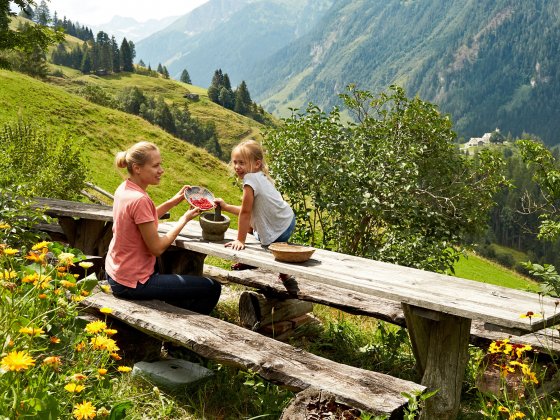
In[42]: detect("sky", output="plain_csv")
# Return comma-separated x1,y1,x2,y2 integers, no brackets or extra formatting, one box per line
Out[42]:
39,0,210,25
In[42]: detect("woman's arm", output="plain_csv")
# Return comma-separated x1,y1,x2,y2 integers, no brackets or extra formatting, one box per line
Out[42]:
156,185,188,219
138,207,200,256
225,185,254,250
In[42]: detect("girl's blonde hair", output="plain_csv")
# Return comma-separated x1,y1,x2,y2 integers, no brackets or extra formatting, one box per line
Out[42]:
115,141,159,176
232,139,272,180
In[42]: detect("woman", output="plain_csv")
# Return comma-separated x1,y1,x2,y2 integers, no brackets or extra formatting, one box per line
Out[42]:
105,141,221,314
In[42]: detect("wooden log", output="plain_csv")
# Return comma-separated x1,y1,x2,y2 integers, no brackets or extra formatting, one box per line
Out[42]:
80,292,426,416
239,290,313,329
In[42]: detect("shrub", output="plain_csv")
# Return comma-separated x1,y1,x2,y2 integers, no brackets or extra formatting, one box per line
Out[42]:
0,120,88,200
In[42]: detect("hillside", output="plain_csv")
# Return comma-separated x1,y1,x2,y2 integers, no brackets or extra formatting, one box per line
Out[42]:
0,69,243,218
135,0,334,85
136,0,560,147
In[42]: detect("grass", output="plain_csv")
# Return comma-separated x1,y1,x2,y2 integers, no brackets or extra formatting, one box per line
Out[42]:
0,69,245,221
452,251,539,292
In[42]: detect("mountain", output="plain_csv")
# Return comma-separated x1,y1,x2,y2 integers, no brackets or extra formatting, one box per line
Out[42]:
90,15,179,43
135,0,333,85
136,0,560,146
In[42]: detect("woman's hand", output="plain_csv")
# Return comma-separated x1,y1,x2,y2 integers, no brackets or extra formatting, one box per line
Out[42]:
214,197,226,207
181,206,201,223
171,185,191,206
225,239,245,250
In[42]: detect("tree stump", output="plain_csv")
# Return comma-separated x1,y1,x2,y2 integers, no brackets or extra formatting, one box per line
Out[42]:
239,290,313,330
280,387,362,420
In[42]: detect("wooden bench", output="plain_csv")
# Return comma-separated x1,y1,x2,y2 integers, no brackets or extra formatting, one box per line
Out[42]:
204,266,560,355
81,291,425,418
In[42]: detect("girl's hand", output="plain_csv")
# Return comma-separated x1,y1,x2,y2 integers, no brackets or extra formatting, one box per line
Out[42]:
225,239,245,250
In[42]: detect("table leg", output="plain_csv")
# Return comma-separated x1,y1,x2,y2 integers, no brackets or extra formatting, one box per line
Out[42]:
57,217,112,257
402,303,471,420
157,247,206,276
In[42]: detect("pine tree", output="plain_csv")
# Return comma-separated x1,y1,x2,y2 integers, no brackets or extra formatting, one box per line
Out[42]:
180,69,191,84
34,0,50,25
234,80,252,115
111,36,120,73
157,63,163,74
120,37,134,72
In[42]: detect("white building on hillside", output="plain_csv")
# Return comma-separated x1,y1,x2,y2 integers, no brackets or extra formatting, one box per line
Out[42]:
465,129,500,147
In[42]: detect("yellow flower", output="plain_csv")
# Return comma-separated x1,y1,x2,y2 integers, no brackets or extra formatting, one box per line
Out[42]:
109,352,121,361
498,406,509,413
81,290,90,297
60,280,77,288
75,342,86,352
50,336,61,344
97,368,107,375
32,241,51,250
64,383,85,393
1,350,35,371
19,326,45,336
37,274,52,289
97,406,110,417
104,329,117,336
43,356,62,368
90,336,119,352
22,273,38,283
38,293,47,299
117,366,132,373
509,411,525,419
99,307,112,314
0,270,17,280
79,262,94,269
85,320,107,334
58,252,75,265
0,223,11,229
2,248,18,256
72,295,85,302
73,401,96,420
73,373,87,381
519,311,542,319
100,284,111,293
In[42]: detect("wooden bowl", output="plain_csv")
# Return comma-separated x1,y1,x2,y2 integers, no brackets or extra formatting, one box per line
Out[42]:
268,242,315,263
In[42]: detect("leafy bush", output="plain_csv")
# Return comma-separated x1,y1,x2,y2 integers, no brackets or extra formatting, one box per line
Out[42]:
264,85,507,272
0,120,88,200
0,186,46,249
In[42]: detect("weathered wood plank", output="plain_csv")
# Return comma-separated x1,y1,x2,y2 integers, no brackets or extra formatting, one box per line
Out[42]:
204,266,560,354
80,292,425,416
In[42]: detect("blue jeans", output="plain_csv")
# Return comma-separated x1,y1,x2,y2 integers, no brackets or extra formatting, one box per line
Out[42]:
256,214,296,245
106,272,221,315
273,214,296,244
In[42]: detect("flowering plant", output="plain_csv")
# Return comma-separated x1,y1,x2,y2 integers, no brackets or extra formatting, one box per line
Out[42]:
0,231,132,419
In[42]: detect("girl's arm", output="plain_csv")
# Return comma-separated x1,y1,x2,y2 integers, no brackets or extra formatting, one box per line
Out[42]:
225,185,254,250
156,185,188,219
214,198,241,215
138,207,201,256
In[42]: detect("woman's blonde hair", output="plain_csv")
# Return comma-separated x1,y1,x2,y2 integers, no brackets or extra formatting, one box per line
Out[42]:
231,139,272,179
115,141,159,176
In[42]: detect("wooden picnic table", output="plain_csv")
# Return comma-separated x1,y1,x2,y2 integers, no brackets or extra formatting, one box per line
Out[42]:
165,221,560,419
34,197,560,419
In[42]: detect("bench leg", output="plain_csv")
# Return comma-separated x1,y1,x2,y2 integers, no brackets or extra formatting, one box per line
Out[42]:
402,304,471,420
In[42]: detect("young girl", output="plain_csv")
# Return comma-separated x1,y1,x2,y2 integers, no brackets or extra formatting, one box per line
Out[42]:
215,139,295,253
105,141,221,314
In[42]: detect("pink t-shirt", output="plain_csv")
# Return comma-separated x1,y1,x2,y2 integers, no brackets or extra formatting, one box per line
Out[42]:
105,179,158,287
